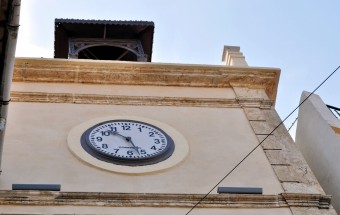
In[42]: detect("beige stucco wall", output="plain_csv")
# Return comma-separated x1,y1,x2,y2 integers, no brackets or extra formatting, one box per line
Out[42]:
296,91,340,213
0,58,335,213
2,100,283,194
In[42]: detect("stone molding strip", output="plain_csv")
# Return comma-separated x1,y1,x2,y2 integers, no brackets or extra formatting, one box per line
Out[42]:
10,91,274,108
0,191,331,209
13,58,280,102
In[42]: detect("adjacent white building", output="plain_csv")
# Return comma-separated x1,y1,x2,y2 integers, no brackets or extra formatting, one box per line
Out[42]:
296,91,340,213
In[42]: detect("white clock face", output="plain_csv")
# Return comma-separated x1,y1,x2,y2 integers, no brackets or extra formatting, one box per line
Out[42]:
82,120,175,166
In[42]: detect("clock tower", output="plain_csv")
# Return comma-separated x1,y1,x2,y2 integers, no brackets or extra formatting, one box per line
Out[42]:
0,19,336,215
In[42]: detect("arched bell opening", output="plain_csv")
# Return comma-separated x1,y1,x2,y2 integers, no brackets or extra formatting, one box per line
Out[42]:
78,46,138,61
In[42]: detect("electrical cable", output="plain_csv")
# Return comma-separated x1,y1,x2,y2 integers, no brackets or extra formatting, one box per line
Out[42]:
185,65,340,215
288,117,298,131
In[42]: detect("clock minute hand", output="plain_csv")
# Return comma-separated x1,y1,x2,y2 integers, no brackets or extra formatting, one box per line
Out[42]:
125,136,140,155
110,131,140,155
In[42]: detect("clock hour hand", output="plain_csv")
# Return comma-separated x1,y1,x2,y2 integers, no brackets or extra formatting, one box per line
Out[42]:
110,131,140,154
111,131,128,140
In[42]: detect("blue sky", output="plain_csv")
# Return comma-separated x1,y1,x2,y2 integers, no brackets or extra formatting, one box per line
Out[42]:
16,0,340,137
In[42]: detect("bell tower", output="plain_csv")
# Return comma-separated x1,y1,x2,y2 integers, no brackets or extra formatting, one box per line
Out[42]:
54,19,154,62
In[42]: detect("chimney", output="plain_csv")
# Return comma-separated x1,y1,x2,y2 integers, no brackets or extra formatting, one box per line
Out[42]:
222,46,248,67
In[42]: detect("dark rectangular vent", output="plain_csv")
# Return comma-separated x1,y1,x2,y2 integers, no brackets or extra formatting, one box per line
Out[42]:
12,184,61,191
217,187,263,194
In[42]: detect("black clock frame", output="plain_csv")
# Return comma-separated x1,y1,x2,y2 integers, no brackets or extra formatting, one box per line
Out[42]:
80,119,175,166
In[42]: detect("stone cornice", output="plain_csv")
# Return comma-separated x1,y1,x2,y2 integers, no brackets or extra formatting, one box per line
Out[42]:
10,91,274,108
13,58,280,102
0,191,331,209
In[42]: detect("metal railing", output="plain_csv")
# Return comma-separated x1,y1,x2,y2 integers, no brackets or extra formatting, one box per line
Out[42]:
327,105,340,119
